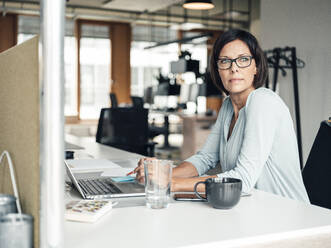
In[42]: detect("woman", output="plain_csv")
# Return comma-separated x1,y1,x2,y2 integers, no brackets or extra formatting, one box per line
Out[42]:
132,29,309,203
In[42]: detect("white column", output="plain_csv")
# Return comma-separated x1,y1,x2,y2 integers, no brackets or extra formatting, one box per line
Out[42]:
40,0,65,247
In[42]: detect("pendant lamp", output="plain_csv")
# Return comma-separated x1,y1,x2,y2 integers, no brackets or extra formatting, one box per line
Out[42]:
182,0,215,10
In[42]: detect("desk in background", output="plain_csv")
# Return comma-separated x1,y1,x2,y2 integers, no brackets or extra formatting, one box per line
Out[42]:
65,135,331,248
180,113,217,159
66,134,141,161
150,110,217,153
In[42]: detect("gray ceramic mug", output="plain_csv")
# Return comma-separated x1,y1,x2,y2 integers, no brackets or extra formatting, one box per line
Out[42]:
194,177,242,209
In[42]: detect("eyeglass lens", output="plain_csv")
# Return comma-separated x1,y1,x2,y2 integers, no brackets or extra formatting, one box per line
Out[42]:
218,56,252,69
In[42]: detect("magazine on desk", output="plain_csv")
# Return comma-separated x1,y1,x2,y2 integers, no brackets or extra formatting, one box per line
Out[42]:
65,200,116,223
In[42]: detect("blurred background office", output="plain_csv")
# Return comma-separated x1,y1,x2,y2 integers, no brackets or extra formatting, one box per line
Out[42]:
0,0,330,164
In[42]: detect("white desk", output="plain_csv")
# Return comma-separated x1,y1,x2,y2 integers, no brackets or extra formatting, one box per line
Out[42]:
65,134,141,161
65,135,331,248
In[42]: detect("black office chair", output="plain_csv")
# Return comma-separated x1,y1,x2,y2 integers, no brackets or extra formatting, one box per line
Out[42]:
96,107,155,157
131,96,167,140
109,93,118,108
131,96,144,109
302,120,331,209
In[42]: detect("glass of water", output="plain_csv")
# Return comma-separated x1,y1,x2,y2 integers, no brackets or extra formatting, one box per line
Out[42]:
144,159,173,209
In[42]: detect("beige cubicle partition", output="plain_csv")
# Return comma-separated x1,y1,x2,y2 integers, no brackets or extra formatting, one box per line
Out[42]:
0,36,40,248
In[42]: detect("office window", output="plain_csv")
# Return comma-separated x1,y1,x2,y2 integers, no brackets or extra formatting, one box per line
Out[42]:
81,65,95,104
79,24,110,120
130,67,140,96
144,67,160,87
18,15,78,116
131,25,179,97
64,36,77,116
130,41,177,97
131,66,160,97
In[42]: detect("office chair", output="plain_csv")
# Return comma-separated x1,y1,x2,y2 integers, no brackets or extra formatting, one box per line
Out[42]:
109,93,118,108
302,120,331,209
131,96,167,140
131,96,144,109
96,107,155,157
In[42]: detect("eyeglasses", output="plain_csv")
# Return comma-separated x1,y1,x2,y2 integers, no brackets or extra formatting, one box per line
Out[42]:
217,56,253,70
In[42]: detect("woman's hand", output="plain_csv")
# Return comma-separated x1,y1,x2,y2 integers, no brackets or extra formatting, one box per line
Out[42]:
127,157,155,183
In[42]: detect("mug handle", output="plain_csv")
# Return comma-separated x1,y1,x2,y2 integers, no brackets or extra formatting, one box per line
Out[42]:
194,181,207,201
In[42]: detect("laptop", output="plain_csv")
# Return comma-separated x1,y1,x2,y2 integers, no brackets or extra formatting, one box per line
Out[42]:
65,161,145,199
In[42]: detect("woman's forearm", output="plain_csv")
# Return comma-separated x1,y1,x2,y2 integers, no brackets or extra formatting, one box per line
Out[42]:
172,161,199,178
171,176,216,192
172,161,217,192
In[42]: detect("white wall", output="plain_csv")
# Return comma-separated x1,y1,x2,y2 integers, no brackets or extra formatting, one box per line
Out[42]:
259,0,331,165
250,0,261,40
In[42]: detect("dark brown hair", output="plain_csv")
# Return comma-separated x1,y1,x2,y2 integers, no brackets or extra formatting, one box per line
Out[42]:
209,29,268,95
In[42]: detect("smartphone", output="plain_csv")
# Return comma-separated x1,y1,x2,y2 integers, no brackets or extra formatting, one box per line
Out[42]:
173,193,206,202
174,197,205,202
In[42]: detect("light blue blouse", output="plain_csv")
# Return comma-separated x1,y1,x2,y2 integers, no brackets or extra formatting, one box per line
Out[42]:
186,88,309,203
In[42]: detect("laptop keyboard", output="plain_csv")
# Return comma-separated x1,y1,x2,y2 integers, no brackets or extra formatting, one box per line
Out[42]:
78,178,122,196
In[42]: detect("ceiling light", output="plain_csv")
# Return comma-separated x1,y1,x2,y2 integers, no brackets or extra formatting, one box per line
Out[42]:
183,0,215,10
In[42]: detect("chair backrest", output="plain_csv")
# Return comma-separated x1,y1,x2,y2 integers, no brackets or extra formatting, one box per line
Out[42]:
109,93,118,108
131,96,144,109
144,86,154,104
302,120,331,209
96,107,149,155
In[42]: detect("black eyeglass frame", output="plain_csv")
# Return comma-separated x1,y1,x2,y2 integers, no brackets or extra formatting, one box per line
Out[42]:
217,56,254,70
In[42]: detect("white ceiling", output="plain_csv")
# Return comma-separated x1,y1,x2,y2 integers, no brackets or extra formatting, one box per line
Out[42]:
2,0,250,30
